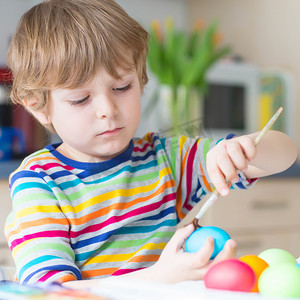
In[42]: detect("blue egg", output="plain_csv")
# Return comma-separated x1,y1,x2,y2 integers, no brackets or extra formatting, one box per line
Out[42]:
185,226,231,259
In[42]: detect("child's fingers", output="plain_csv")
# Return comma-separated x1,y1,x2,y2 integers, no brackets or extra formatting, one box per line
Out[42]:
207,163,230,196
226,142,249,172
237,136,256,161
193,236,215,266
167,224,195,252
215,153,239,184
182,238,217,281
212,239,237,263
207,144,236,195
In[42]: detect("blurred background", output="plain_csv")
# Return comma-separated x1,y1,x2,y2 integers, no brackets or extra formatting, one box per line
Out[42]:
0,0,300,263
0,0,299,156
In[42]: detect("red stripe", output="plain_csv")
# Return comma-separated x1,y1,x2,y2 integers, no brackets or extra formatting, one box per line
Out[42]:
10,230,69,250
38,270,59,282
133,143,151,152
112,267,145,276
183,143,198,211
30,163,74,171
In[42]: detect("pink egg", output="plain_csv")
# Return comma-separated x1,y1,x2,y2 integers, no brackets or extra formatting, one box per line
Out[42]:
204,258,256,292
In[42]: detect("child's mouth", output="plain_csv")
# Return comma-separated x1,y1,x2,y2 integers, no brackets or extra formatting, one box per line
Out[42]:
99,127,123,137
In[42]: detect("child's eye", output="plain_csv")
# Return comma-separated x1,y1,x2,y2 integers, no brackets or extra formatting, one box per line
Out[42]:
70,95,90,106
113,84,132,93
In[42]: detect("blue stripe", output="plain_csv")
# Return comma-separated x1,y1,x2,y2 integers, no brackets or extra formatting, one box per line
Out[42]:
141,206,175,221
160,137,166,151
10,170,42,187
191,180,203,204
19,255,60,279
49,170,73,180
151,134,160,144
235,181,247,189
115,219,177,235
132,150,156,162
154,142,163,154
24,264,82,283
57,177,83,190
75,251,96,262
12,182,53,198
46,140,133,171
71,229,117,249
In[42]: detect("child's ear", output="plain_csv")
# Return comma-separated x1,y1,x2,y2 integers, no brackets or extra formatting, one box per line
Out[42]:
22,98,51,125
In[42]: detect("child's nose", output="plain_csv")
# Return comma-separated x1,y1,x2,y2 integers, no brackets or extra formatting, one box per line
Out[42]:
95,95,118,119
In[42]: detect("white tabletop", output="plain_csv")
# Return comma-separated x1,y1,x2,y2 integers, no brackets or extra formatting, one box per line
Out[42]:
89,277,293,300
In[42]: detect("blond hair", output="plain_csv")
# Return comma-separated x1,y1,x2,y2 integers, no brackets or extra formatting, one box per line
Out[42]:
7,0,149,130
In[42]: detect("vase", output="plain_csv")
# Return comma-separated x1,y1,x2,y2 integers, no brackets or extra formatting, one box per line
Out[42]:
156,85,203,137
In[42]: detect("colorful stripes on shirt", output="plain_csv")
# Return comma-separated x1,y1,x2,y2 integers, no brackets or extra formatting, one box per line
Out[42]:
5,133,255,284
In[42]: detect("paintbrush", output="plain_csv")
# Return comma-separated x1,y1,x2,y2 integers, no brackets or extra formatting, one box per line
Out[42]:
192,106,284,229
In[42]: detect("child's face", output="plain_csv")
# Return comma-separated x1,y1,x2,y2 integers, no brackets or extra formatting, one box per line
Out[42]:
48,67,142,162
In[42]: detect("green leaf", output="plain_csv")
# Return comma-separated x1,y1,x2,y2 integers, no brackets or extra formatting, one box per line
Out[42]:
147,18,232,89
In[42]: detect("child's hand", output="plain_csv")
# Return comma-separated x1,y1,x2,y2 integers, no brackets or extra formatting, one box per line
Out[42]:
151,224,236,283
206,135,257,196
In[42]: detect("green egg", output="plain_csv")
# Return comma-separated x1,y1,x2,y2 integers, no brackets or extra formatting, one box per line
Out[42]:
258,248,296,266
258,263,300,298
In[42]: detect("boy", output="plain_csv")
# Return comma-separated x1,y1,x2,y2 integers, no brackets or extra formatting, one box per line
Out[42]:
5,0,297,288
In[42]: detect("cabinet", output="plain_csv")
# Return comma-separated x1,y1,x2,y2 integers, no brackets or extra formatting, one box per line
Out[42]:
182,178,300,258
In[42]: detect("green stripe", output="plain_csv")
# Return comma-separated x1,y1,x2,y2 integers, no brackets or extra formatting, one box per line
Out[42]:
203,138,212,166
15,242,74,264
98,231,174,250
12,192,57,206
169,137,178,180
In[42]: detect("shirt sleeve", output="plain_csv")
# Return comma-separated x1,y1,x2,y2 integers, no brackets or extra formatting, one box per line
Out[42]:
160,134,257,220
5,170,82,284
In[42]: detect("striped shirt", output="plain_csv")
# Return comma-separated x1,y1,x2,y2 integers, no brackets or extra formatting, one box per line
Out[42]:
5,133,255,284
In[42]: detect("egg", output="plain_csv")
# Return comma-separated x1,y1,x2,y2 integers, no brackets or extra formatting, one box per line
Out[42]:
239,254,269,292
258,263,300,298
204,258,256,292
258,248,296,266
185,226,231,259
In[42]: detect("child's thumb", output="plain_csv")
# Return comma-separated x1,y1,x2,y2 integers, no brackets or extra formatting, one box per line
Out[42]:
168,224,195,251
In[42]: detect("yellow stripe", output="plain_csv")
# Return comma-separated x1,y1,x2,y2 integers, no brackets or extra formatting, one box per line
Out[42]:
178,136,188,157
6,205,63,230
12,205,62,220
12,239,35,257
85,242,166,265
